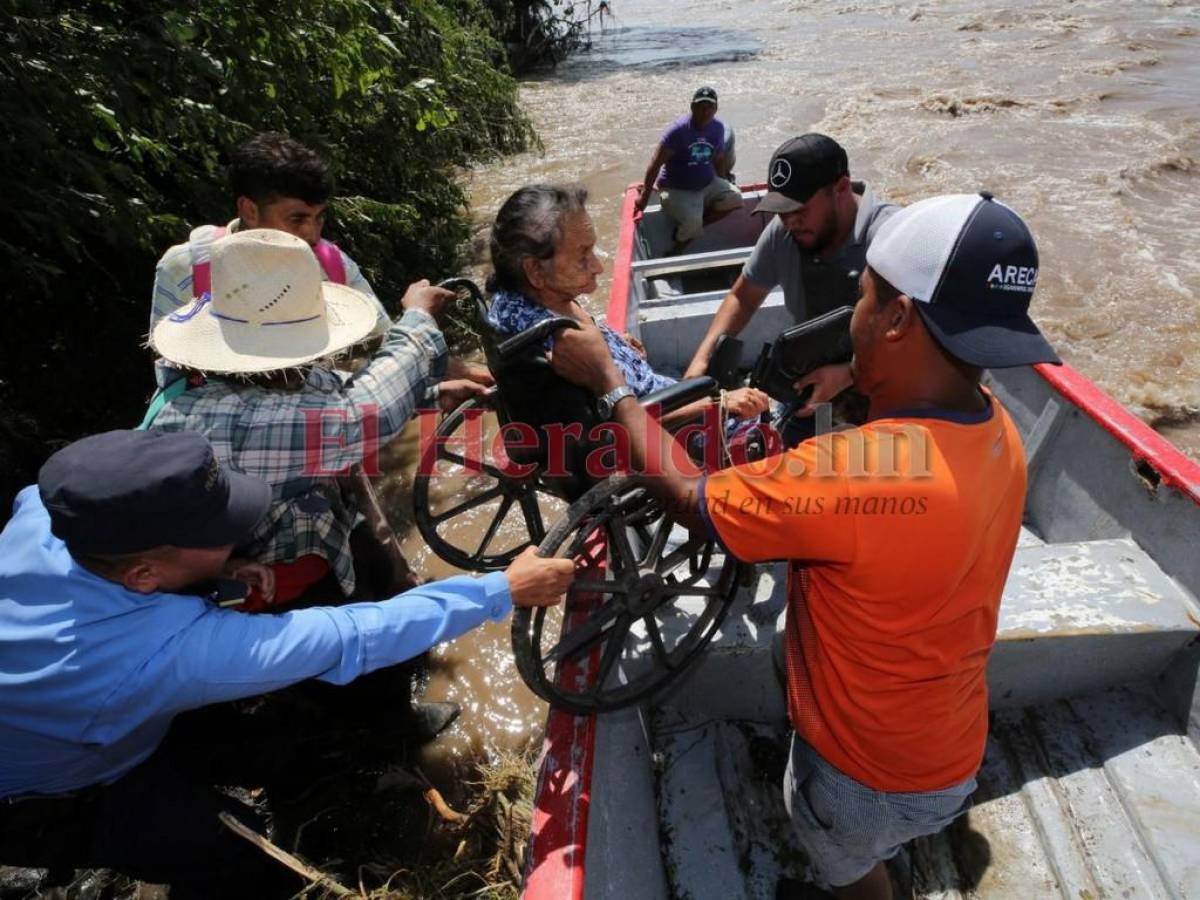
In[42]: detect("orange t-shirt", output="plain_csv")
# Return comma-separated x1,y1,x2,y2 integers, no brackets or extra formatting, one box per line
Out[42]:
701,391,1025,792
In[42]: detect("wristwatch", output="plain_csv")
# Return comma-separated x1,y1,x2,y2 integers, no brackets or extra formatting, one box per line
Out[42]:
597,385,636,420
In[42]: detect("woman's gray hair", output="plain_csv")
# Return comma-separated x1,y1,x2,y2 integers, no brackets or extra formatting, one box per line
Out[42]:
488,183,589,294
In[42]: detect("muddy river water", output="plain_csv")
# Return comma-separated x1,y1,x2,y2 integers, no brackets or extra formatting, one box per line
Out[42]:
402,0,1200,774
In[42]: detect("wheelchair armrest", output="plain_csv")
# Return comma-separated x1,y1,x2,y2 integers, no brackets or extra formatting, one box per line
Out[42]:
640,376,716,413
497,316,580,362
705,334,744,389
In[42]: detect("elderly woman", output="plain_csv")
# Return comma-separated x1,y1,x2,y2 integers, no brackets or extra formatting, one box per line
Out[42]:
487,183,768,426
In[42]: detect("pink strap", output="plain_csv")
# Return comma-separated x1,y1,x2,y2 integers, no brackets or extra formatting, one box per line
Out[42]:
313,239,347,285
190,226,227,300
192,229,346,300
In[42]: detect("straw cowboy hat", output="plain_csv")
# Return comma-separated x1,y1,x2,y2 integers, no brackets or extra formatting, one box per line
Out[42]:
150,229,379,373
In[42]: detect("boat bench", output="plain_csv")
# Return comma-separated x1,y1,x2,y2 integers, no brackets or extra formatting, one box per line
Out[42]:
989,536,1199,708
634,286,791,376
655,536,1200,723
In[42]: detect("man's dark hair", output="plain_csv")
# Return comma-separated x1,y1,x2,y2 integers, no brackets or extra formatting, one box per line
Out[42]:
229,133,334,206
867,266,901,307
488,183,589,294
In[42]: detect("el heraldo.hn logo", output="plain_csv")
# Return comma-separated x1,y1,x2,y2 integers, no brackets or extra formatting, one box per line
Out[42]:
987,264,1037,294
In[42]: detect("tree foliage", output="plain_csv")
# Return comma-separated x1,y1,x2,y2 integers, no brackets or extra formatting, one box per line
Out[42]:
487,0,612,72
0,0,537,508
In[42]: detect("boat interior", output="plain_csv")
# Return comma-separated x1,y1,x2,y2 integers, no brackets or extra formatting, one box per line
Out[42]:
578,201,1200,899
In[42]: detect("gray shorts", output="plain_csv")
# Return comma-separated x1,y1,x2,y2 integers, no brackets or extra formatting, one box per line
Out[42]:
659,177,742,241
783,734,975,888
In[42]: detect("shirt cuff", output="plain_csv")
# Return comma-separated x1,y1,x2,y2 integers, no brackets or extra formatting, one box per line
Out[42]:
480,571,513,621
388,308,449,380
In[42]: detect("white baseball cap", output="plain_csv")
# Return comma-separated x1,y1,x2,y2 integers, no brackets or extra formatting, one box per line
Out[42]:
866,192,1060,368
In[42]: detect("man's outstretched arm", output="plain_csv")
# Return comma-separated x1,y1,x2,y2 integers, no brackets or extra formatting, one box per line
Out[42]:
161,547,574,714
551,323,706,533
634,145,673,214
683,275,770,378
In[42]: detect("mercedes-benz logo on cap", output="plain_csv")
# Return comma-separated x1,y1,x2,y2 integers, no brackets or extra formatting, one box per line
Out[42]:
769,158,793,189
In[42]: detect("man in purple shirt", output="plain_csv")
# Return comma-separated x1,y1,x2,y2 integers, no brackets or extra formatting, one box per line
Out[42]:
634,86,742,245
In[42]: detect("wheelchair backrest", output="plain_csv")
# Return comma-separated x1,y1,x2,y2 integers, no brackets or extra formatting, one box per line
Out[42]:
442,279,606,503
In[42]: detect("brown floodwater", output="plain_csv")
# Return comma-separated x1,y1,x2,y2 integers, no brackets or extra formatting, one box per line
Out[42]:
397,0,1200,773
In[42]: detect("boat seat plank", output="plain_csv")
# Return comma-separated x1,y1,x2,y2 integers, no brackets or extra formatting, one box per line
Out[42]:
637,288,791,376
631,246,754,280
990,538,1200,709
1001,538,1197,636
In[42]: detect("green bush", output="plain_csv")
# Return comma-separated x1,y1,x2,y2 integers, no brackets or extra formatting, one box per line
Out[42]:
0,0,536,509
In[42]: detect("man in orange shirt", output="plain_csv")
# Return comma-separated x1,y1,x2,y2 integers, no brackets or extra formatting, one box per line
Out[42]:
551,192,1059,899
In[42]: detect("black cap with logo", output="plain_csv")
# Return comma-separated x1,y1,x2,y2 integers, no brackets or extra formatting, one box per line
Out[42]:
38,430,271,556
754,133,850,215
691,86,719,106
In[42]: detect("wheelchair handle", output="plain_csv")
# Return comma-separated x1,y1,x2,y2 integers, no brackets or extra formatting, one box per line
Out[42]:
437,277,486,304
437,277,489,325
497,316,581,361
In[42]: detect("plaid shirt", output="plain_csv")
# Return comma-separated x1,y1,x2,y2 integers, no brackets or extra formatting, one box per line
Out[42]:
149,309,446,596
151,220,391,339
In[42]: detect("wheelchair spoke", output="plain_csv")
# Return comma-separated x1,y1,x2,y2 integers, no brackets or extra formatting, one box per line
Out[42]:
658,537,708,579
544,603,622,663
641,513,673,569
439,448,505,481
473,494,515,561
661,583,725,598
605,516,639,575
433,484,505,524
594,615,633,686
518,489,546,543
644,615,678,670
569,580,627,597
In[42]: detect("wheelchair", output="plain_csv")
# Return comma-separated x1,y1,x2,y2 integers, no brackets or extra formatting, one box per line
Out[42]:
412,280,855,715
412,279,743,715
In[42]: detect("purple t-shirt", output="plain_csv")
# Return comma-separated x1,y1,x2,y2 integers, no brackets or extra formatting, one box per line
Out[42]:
656,114,726,191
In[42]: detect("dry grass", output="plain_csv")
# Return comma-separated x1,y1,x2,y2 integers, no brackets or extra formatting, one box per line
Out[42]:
302,748,538,900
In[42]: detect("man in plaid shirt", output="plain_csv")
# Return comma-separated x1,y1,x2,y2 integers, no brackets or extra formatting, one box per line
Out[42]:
149,299,444,602
147,228,466,737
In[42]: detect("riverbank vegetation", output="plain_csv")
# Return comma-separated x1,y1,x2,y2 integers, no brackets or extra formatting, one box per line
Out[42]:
1,1,571,889
489,0,613,72
0,0,599,508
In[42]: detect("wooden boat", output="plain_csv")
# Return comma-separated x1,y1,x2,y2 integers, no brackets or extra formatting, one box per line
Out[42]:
521,184,1200,899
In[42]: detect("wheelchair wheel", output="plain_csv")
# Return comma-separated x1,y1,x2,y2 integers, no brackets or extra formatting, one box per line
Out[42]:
412,393,567,572
511,476,738,715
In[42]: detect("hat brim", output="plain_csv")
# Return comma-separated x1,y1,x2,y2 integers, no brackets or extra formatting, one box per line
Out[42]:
753,191,806,215
914,301,1061,369
150,282,380,374
691,97,718,106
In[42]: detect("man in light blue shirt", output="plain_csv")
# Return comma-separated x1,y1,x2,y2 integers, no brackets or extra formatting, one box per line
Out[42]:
0,429,572,897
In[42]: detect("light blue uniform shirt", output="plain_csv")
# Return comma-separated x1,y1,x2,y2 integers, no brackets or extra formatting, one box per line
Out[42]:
0,487,512,798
